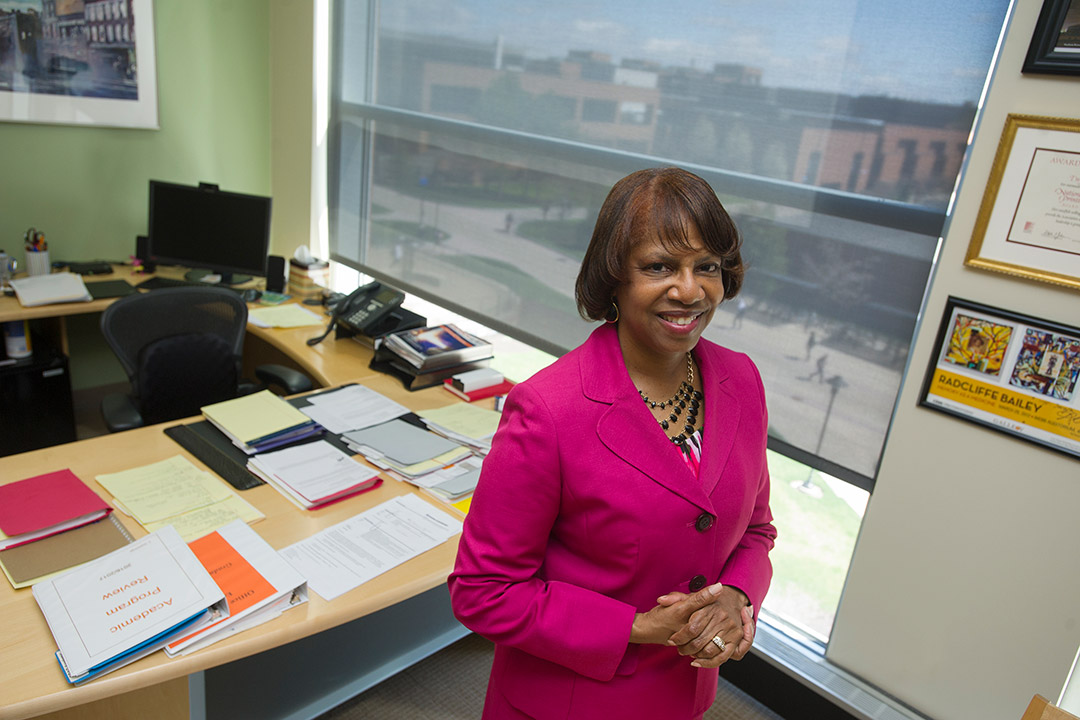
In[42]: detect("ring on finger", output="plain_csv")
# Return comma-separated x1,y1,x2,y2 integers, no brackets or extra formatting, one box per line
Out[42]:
711,635,727,652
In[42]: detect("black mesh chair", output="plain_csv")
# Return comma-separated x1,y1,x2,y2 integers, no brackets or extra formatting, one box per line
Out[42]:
100,286,313,432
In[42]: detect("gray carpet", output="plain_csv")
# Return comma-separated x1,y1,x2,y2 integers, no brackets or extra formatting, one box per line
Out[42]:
318,632,785,720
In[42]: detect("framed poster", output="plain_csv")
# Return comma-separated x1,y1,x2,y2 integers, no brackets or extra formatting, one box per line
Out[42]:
0,0,158,129
920,296,1080,460
1023,0,1080,76
965,114,1080,291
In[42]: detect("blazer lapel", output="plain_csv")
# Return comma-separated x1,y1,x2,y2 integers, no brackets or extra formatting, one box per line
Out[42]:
581,325,711,510
696,344,741,498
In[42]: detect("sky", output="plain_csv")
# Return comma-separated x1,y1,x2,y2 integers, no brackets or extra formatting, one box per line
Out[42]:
380,0,1012,104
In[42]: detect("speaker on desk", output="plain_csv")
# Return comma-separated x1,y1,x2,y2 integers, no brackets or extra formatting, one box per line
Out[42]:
266,255,286,293
135,235,155,272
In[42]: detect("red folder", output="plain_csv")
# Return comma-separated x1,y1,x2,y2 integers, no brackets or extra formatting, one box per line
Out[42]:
443,378,516,402
0,469,111,550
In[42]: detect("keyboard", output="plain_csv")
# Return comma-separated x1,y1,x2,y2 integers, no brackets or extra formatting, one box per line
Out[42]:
135,276,239,292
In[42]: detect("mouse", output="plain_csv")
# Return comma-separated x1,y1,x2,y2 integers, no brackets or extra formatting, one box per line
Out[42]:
241,288,262,302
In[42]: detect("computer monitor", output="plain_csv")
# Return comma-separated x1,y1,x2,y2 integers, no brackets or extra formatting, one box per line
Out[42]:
148,180,272,286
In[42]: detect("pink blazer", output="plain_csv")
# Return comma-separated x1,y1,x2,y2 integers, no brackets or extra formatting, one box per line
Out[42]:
449,323,776,719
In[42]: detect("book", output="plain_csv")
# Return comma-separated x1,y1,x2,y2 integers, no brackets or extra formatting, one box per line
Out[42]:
201,389,322,454
9,272,92,307
0,514,134,590
32,525,227,684
370,346,492,391
443,377,516,402
164,520,307,656
382,324,493,371
449,367,504,393
0,469,112,551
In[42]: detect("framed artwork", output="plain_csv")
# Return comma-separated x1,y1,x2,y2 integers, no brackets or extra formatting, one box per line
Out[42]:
1023,0,1080,76
920,296,1080,461
964,114,1080,291
0,0,158,129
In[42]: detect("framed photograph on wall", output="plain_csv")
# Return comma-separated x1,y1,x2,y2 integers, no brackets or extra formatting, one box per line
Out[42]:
920,297,1080,461
0,0,158,129
964,114,1080,291
1023,0,1080,76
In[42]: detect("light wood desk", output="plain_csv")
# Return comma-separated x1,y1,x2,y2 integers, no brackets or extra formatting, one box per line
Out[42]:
0,314,479,719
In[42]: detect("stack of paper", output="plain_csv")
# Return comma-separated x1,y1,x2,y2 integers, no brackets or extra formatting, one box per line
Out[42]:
342,418,472,480
417,404,501,456
95,456,264,542
408,455,483,505
247,440,382,510
165,520,307,656
201,390,322,454
32,526,227,684
9,272,92,307
0,469,112,550
297,384,409,434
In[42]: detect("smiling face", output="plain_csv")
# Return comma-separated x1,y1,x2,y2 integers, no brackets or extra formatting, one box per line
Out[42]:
613,221,724,366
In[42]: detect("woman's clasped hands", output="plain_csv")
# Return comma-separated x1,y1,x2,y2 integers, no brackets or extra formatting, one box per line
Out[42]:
630,582,756,669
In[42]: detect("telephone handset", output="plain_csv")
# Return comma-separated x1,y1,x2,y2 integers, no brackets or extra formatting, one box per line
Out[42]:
336,281,405,334
307,281,406,346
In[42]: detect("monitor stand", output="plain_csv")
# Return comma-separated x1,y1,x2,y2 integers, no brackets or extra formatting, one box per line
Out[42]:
185,269,253,286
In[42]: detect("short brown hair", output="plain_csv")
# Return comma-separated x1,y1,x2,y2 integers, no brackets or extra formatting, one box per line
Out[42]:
575,167,744,322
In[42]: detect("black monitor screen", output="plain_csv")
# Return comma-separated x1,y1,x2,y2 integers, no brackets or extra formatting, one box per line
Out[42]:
148,180,271,285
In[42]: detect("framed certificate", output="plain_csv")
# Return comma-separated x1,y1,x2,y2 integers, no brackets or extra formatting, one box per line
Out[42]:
965,114,1080,291
920,297,1080,460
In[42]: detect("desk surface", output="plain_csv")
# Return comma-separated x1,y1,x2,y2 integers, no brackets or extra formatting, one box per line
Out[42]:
0,307,475,719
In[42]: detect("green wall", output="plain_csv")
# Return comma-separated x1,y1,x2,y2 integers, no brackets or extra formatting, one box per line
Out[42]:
0,1,271,389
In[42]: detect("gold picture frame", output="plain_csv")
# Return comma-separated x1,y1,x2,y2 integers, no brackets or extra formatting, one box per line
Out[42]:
965,114,1080,291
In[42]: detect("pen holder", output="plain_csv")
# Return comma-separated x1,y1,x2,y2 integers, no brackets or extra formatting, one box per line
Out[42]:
25,250,50,276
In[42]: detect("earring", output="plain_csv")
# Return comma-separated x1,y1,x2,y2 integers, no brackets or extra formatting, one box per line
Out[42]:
606,301,619,324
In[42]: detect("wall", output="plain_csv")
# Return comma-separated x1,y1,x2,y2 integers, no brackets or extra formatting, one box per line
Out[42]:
0,1,272,389
828,3,1080,719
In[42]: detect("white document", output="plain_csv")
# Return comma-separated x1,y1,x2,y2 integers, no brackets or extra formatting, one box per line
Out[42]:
299,384,410,434
10,272,92,307
247,440,380,508
32,526,225,679
280,494,463,601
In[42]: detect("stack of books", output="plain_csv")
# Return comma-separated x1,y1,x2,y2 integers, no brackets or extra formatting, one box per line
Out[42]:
247,440,383,510
0,469,133,589
201,390,322,454
164,520,307,656
443,367,515,402
375,324,494,390
32,526,226,684
287,258,329,300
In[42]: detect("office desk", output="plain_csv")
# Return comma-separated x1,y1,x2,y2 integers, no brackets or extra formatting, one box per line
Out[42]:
0,265,267,358
0,352,476,719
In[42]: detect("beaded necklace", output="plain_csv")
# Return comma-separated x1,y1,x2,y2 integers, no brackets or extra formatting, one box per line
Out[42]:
637,352,703,447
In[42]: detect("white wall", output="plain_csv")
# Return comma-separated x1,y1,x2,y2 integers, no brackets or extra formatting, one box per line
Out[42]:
828,3,1080,719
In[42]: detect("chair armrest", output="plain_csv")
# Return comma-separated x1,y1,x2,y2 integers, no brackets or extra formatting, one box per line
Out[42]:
254,364,314,395
101,393,145,433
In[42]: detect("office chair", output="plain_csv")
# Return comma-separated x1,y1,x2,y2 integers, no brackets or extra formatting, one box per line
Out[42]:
100,286,313,433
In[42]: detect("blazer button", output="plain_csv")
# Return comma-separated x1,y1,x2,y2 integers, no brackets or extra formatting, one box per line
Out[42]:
695,512,714,532
689,574,707,591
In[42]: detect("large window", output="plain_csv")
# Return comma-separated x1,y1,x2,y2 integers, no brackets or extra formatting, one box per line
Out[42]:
329,2,1008,488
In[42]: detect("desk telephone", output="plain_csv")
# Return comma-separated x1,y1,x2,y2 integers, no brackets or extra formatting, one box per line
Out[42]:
336,282,405,334
307,281,410,346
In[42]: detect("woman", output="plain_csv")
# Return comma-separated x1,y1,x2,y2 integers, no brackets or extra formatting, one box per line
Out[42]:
449,167,776,719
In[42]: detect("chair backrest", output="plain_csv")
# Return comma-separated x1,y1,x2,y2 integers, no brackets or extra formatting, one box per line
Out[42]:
101,287,248,424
